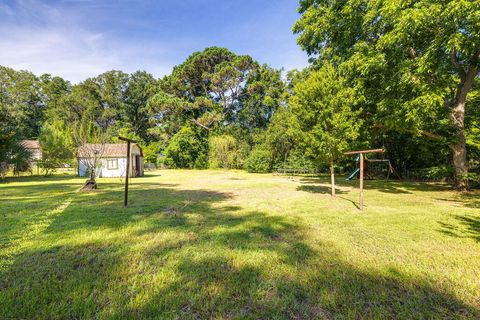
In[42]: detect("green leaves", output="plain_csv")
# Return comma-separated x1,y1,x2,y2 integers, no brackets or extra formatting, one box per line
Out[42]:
0,66,45,138
38,121,75,175
163,125,208,169
290,62,362,164
158,47,259,131
294,0,480,187
293,0,479,132
0,127,33,178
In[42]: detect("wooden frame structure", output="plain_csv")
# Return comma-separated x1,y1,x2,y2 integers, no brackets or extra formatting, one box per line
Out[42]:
118,136,137,207
344,149,384,211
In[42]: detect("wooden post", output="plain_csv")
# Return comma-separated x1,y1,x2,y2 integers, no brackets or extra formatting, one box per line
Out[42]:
118,136,137,208
124,140,131,207
359,153,364,211
330,160,335,197
344,148,384,211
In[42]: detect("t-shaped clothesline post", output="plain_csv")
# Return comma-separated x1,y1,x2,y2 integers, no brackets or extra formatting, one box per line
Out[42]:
344,149,384,211
118,136,137,208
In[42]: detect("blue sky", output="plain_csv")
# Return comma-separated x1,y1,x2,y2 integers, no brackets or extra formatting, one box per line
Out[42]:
0,0,308,83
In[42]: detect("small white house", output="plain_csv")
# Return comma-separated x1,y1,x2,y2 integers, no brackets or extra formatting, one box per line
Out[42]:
77,143,144,178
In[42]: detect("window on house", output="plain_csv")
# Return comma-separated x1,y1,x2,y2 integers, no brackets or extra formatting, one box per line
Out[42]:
107,159,118,170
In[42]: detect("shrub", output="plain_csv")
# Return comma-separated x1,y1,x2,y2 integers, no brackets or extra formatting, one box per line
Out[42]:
0,128,33,178
38,122,74,176
194,152,208,169
142,142,161,166
164,126,207,168
244,148,271,173
408,166,454,181
285,150,315,170
208,135,239,169
236,141,251,169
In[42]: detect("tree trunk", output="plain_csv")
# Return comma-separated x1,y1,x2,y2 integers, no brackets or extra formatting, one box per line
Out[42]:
451,132,468,190
450,70,476,190
330,160,335,197
91,155,97,181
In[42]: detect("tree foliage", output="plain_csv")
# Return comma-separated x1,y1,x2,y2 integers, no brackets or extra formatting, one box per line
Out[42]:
151,47,259,131
0,128,32,178
291,62,361,195
38,121,74,175
208,135,243,169
164,125,208,169
244,148,271,173
291,63,361,164
294,0,480,189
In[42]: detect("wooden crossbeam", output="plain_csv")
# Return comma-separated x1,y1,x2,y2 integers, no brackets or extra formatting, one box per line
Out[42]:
344,148,384,156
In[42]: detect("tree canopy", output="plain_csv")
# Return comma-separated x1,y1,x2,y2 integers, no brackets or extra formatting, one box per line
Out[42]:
294,0,480,189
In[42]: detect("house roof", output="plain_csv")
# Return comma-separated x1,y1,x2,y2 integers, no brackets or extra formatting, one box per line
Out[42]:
77,143,143,158
21,140,40,150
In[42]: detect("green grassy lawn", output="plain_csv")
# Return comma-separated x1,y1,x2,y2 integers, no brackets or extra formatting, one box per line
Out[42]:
1,170,479,319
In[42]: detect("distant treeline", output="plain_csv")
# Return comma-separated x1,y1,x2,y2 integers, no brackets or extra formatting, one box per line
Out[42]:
1,0,479,189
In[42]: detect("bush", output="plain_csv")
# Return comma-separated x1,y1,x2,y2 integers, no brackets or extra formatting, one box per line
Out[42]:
244,148,271,173
164,126,208,168
408,166,454,181
0,128,34,178
236,141,251,169
285,150,315,170
38,122,74,175
142,142,161,166
208,135,239,169
194,152,208,169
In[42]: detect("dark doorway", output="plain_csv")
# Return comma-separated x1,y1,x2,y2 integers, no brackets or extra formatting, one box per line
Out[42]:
135,155,140,177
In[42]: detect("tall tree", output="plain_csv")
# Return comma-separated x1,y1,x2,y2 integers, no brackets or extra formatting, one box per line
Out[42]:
40,74,71,121
238,64,286,131
290,62,361,196
92,70,129,133
294,0,480,189
152,47,258,131
63,71,129,137
123,71,158,142
0,66,44,138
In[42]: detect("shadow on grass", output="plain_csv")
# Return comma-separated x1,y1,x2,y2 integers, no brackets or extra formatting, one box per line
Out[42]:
300,176,458,195
42,186,231,234
0,178,478,318
0,174,78,184
297,184,347,195
439,214,480,243
0,181,81,197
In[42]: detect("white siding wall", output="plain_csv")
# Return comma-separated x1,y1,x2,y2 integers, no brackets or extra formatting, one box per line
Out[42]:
31,150,42,161
78,159,89,177
77,144,144,178
78,158,128,178
99,158,128,178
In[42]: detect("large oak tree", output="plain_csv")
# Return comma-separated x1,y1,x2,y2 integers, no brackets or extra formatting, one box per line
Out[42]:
294,0,480,189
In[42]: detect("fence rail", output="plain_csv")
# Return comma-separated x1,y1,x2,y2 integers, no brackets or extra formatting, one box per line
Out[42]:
274,168,318,176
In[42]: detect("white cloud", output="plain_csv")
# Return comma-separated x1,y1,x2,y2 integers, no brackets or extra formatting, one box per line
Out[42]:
0,0,309,83
0,0,175,83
